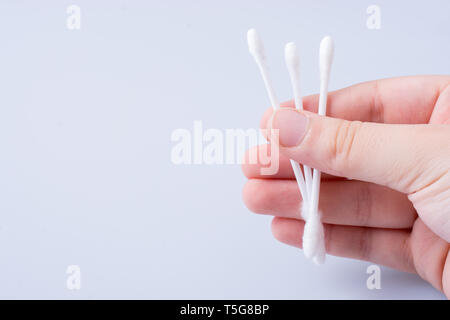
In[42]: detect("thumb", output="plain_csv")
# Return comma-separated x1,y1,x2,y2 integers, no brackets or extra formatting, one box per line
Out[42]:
268,108,450,194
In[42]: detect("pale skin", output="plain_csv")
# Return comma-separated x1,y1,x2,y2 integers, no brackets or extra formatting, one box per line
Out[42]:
242,76,450,297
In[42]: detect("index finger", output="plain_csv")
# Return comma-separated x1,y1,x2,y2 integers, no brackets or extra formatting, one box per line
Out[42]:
260,75,450,128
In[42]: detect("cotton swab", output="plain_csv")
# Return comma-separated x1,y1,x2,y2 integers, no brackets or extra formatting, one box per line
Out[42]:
284,42,313,204
247,29,309,203
303,36,334,265
247,29,280,109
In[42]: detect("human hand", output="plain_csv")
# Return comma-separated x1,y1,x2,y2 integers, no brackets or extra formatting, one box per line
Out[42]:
242,76,450,297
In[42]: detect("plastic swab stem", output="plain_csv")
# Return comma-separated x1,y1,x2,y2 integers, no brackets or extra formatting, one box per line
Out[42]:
285,42,312,202
247,29,309,202
310,36,334,213
308,36,334,264
247,29,280,109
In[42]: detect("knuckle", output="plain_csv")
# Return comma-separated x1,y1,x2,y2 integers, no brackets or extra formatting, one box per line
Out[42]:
354,183,373,226
399,236,415,273
323,224,333,253
356,228,373,261
331,120,363,174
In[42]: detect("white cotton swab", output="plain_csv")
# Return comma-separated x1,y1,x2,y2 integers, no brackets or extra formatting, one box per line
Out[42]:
247,29,280,109
247,29,309,203
284,42,312,205
303,36,334,265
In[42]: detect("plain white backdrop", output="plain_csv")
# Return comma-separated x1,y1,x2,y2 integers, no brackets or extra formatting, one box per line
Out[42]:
0,0,448,299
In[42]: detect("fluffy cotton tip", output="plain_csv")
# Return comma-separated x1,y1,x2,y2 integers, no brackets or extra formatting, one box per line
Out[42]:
303,210,326,262
301,201,309,220
247,28,265,61
284,42,300,68
302,213,320,259
319,36,334,76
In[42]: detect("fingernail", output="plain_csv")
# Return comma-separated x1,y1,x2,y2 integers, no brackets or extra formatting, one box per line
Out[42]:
271,109,308,147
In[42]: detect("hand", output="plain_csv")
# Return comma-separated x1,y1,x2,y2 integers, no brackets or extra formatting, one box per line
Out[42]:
242,76,450,297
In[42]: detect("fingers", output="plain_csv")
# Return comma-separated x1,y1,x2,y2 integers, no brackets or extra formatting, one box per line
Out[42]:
260,76,450,127
242,144,339,180
243,179,417,228
271,217,415,273
430,83,450,124
409,219,450,295
242,143,296,179
268,108,450,194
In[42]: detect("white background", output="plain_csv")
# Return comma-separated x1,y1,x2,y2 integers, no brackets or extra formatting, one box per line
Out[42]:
0,0,448,299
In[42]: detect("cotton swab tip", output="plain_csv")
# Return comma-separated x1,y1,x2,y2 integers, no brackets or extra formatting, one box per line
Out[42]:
319,36,334,76
284,42,300,67
247,28,265,62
